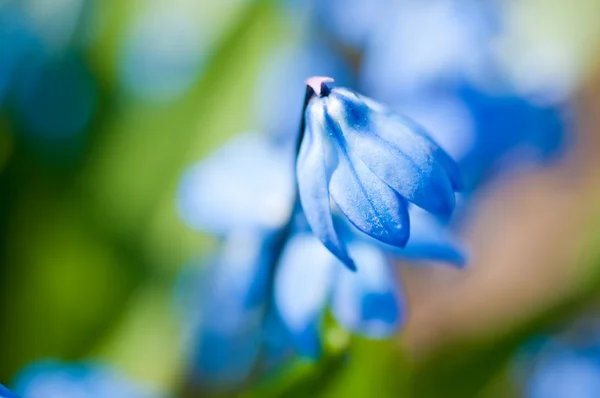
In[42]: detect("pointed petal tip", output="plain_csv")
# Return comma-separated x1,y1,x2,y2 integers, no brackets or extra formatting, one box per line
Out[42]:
450,249,469,268
344,258,357,272
306,76,334,97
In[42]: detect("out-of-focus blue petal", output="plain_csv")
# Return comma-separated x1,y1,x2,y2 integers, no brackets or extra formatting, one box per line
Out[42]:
398,95,476,164
458,87,568,188
327,88,459,216
331,242,404,338
526,351,600,398
14,361,161,398
177,133,295,235
190,232,273,388
397,206,467,266
297,113,354,269
193,316,263,390
312,0,396,50
360,0,498,101
260,309,294,374
274,233,337,359
0,384,16,398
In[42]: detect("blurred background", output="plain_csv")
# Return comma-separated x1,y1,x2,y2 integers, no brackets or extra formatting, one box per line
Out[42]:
2,0,600,397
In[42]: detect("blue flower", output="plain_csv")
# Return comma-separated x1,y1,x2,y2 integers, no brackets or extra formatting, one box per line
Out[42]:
358,0,499,102
273,207,465,359
182,231,283,390
353,0,570,192
526,348,600,398
514,328,600,398
177,131,465,365
13,361,163,398
274,233,403,358
297,77,462,270
177,133,295,234
397,88,568,192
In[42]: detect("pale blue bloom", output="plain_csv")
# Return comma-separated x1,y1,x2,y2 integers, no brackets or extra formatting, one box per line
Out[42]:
513,318,600,398
311,0,396,50
297,79,462,270
185,232,281,390
274,232,403,358
398,88,567,191
273,209,465,358
359,0,498,102
526,349,600,398
13,361,162,398
177,133,295,235
354,0,569,191
178,129,465,366
381,205,467,266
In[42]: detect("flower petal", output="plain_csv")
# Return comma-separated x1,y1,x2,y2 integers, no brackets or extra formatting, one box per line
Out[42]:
329,89,460,217
189,232,272,388
297,110,355,269
193,317,263,389
177,133,295,235
274,233,337,358
331,243,404,338
396,206,467,266
321,111,410,249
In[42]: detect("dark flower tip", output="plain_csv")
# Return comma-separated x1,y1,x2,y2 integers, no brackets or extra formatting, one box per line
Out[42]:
306,76,334,97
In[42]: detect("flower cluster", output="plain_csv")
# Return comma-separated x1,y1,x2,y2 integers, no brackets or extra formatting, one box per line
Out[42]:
177,74,465,389
173,0,573,392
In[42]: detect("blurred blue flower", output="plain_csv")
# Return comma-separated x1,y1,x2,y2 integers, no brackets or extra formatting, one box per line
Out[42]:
178,129,465,367
352,0,569,192
0,384,17,398
456,87,567,188
311,0,396,50
298,78,462,270
13,361,162,398
526,347,600,398
177,133,295,234
513,325,600,398
399,88,568,191
183,232,280,390
274,232,403,358
273,206,465,359
359,0,498,102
